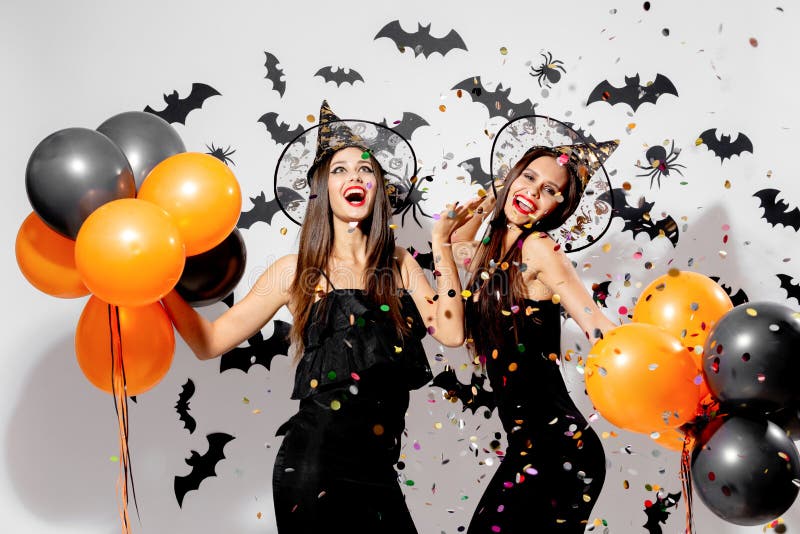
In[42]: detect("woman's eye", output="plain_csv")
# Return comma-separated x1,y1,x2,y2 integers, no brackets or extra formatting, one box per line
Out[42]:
544,187,555,195
331,166,344,173
360,166,374,173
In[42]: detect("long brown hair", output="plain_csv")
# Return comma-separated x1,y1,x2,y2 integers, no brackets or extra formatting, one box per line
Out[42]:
288,150,408,358
465,148,582,360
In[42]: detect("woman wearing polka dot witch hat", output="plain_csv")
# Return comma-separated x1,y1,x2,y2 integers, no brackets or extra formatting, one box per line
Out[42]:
452,115,619,533
163,101,480,532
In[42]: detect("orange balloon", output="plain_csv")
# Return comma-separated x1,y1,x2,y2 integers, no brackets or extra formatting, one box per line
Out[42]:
138,152,242,256
633,270,733,351
75,296,174,395
15,212,89,298
75,198,185,307
652,426,686,452
585,323,705,434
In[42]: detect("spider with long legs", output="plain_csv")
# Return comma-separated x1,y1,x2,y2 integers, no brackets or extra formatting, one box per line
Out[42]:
635,140,685,188
530,52,566,88
388,174,433,227
205,143,236,166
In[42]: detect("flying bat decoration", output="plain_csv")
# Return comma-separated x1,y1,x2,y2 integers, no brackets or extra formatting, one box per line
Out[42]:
174,432,235,507
374,20,468,58
379,112,429,140
257,112,305,144
406,244,434,272
453,76,537,120
753,188,800,231
562,121,597,144
144,82,221,125
642,490,683,534
698,128,753,163
175,379,197,434
263,51,286,96
587,73,678,112
431,366,496,415
314,66,364,87
237,189,304,229
597,188,680,246
219,320,292,373
709,276,749,307
777,274,800,304
457,157,492,189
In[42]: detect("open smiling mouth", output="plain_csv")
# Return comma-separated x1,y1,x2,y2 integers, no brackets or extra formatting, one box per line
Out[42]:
512,194,536,215
343,186,367,207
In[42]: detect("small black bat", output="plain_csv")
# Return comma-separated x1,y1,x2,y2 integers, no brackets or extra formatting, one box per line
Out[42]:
597,188,679,246
562,121,597,144
144,82,221,125
314,66,364,87
379,112,429,140
458,157,492,189
587,73,678,112
643,490,682,534
237,189,304,229
753,188,800,231
592,280,612,308
698,128,753,163
452,76,537,120
407,244,434,272
375,20,467,58
431,366,496,415
219,320,292,374
263,51,286,96
709,276,749,307
175,379,196,434
174,432,235,507
257,112,305,144
777,274,800,304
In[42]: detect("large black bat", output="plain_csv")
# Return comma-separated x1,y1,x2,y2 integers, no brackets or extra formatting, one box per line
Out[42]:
698,128,753,163
144,83,221,124
314,66,364,87
587,73,678,112
591,280,612,308
406,244,434,272
753,188,800,231
219,320,292,373
237,189,304,229
709,276,749,307
598,188,679,246
379,112,429,140
174,432,235,507
175,379,196,434
431,366,496,415
643,490,682,534
458,157,492,189
562,121,597,143
257,112,305,144
375,20,467,58
777,274,800,304
452,76,537,120
263,51,286,96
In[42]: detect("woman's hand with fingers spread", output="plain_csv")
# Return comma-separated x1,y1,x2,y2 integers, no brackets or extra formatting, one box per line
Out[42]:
432,197,485,243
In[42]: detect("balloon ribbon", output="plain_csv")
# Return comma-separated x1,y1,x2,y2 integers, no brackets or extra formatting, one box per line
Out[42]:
679,433,696,534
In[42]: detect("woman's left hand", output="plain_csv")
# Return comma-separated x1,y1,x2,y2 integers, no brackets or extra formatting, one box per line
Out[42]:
432,197,484,243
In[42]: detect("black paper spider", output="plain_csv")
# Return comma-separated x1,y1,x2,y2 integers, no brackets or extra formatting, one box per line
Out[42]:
206,143,236,166
530,52,566,88
635,141,685,188
389,175,433,227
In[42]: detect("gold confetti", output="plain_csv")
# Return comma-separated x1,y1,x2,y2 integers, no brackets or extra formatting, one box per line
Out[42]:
306,114,316,123
500,46,508,55
257,512,263,519
389,224,397,229
330,400,341,410
434,422,443,429
602,244,612,253
373,424,385,436
310,379,319,388
280,227,288,235
551,294,561,304
394,346,403,353
252,409,261,414
461,289,472,298
724,180,731,189
439,104,447,112
746,308,758,317
508,362,518,371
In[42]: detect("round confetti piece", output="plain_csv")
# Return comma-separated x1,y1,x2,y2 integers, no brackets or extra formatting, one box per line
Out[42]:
551,294,561,304
327,370,337,380
330,399,341,410
447,289,457,298
461,289,472,298
373,424,384,436
361,150,370,160
500,46,508,55
380,304,390,312
662,28,670,36
310,379,319,388
749,37,759,47
306,114,315,123
508,362,518,372
280,227,287,235
439,104,446,112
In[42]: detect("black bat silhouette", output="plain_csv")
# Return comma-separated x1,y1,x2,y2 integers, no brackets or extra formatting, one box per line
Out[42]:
592,280,612,308
263,51,286,96
698,128,753,163
174,432,235,507
562,121,597,143
431,366,496,415
144,83,221,125
458,157,492,189
452,76,537,120
219,320,292,373
314,66,364,87
379,112,429,140
175,379,196,434
777,274,800,304
237,189,304,229
257,112,305,144
643,491,682,534
375,20,467,58
407,244,434,272
587,73,678,112
598,188,679,246
753,188,800,231
709,276,749,307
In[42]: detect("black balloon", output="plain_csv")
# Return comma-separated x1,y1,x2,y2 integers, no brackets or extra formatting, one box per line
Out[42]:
702,301,800,411
25,127,135,238
691,415,800,525
768,404,800,441
176,229,246,307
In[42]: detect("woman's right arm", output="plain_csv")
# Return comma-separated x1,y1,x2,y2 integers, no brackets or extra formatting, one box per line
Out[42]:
162,254,297,360
450,190,495,243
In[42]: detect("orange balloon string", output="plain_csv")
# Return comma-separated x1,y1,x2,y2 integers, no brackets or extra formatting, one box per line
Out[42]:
680,433,696,534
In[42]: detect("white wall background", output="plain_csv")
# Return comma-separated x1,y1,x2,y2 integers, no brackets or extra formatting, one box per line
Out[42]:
2,0,799,532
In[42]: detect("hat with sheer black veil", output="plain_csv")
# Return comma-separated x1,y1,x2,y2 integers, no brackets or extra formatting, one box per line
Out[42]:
490,114,619,252
273,100,418,226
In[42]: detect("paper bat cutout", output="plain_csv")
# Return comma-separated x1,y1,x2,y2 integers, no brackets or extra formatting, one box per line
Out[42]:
263,51,286,96
407,243,434,272
431,366,496,415
175,379,196,434
379,112,429,140
458,157,492,189
257,112,305,144
452,76,537,120
597,188,679,246
709,276,749,307
314,66,364,87
144,83,221,125
237,189,304,229
174,432,235,507
219,320,292,373
374,20,467,58
777,274,800,304
592,280,612,308
587,73,677,112
643,490,682,534
562,121,597,143
698,128,753,163
753,188,800,231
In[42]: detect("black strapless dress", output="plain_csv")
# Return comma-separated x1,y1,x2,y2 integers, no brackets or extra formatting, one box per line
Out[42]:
467,299,606,533
272,288,431,533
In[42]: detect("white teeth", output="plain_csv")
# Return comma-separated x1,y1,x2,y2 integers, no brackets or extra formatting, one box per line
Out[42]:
516,197,534,211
